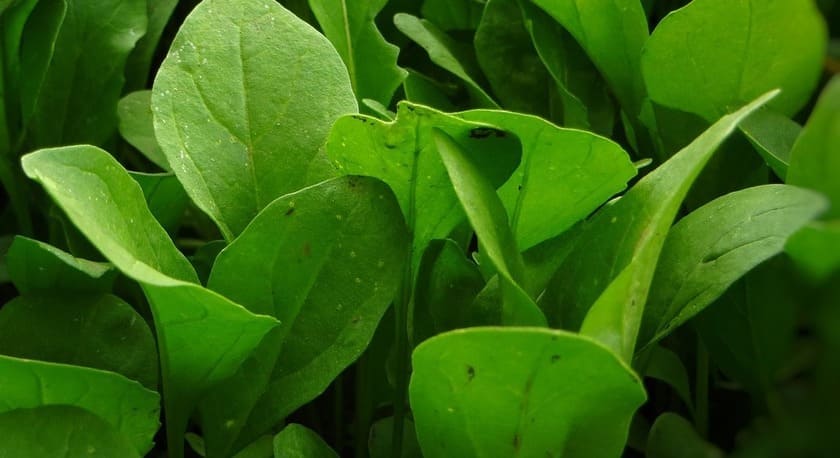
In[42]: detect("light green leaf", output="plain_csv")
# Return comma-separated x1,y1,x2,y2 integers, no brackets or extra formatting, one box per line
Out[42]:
6,236,115,294
309,0,406,106
530,0,649,116
0,406,142,458
474,0,553,118
642,0,826,121
125,0,179,90
118,91,170,170
198,176,408,456
21,145,278,457
458,110,636,251
541,92,776,361
394,13,498,108
273,424,338,458
152,0,357,240
740,108,802,180
433,129,545,326
647,413,723,458
0,355,159,455
0,293,158,390
326,102,520,277
641,184,826,348
20,0,146,147
409,327,646,458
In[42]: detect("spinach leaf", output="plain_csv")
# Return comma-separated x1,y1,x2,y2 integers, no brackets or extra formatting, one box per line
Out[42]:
152,0,357,240
118,91,169,171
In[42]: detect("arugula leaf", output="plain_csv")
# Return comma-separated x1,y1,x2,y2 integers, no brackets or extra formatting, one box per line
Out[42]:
308,0,407,106
273,424,339,458
541,91,776,361
409,327,646,458
394,13,498,108
0,292,158,390
640,184,826,348
642,0,827,121
152,0,357,240
0,406,142,458
0,355,159,454
21,145,278,457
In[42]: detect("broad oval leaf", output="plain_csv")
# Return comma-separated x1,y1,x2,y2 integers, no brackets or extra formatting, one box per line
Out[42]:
0,292,158,390
541,92,776,361
0,355,159,455
642,0,826,121
198,176,409,455
308,0,406,106
0,406,142,458
21,145,278,456
153,0,357,239
409,327,646,458
641,184,827,348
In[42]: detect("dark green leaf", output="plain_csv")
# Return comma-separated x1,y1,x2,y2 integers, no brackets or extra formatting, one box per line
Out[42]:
125,0,179,90
647,413,722,458
273,424,338,458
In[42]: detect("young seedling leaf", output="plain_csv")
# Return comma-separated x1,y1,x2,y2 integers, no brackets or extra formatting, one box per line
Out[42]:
308,0,407,106
0,355,160,455
21,145,278,457
641,184,827,348
153,0,357,240
433,129,545,326
409,327,646,458
541,91,776,361
0,406,142,458
198,176,408,455
642,0,826,121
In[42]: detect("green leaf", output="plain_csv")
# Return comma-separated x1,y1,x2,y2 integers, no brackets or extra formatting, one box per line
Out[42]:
530,0,649,116
0,406,142,458
125,0,179,90
394,13,498,108
130,172,189,236
369,416,422,458
273,424,338,458
641,184,826,348
409,327,646,458
739,108,802,180
643,346,694,413
421,0,484,31
6,236,115,294
118,91,170,170
402,71,457,112
647,413,722,458
642,0,827,122
0,293,158,390
433,129,545,326
541,92,776,361
326,102,520,276
198,176,408,455
152,0,357,240
786,221,840,280
458,110,636,251
693,260,797,397
308,0,407,106
519,1,616,134
474,0,553,118
21,145,278,457
19,0,146,147
21,146,197,283
0,355,159,455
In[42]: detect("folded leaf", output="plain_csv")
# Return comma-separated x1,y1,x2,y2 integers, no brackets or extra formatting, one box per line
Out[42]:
153,0,357,239
409,327,646,458
6,236,115,294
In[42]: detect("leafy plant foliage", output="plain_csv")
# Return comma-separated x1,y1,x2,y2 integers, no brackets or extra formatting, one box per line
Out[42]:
0,0,837,456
